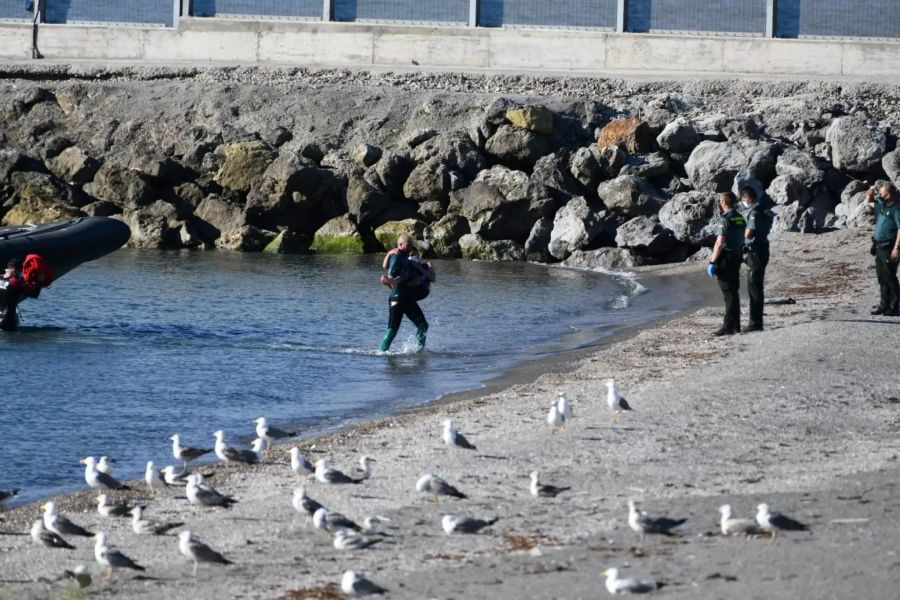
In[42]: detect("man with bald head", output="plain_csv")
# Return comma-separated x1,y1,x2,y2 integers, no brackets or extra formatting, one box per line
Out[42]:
379,234,429,352
866,182,900,316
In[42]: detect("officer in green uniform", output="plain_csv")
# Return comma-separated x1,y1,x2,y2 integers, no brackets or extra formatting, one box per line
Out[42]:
865,182,900,316
707,192,747,336
741,187,774,331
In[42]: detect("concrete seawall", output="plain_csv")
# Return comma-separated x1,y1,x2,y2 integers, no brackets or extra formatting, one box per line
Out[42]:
0,17,898,79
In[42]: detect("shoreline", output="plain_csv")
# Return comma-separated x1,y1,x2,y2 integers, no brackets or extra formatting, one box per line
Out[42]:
3,227,900,599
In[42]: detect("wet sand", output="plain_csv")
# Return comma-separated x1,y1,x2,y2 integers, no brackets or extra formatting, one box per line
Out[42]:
2,227,899,599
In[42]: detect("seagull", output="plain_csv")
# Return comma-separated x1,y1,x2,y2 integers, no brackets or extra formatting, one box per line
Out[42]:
64,564,92,589
333,529,383,550
160,466,190,486
606,379,633,424
313,507,362,533
97,456,113,476
254,417,297,451
213,430,259,465
186,473,237,509
131,505,183,535
547,402,565,432
756,503,809,539
293,486,326,520
557,391,574,420
179,530,232,576
354,456,376,480
93,532,145,580
442,419,477,450
81,456,130,490
0,488,18,508
441,514,499,534
96,494,132,518
362,516,392,535
416,473,467,500
602,567,660,594
289,447,314,478
145,461,168,492
341,570,387,596
529,471,571,498
30,519,75,549
42,502,93,537
719,504,761,536
170,434,213,470
628,500,687,543
315,459,364,485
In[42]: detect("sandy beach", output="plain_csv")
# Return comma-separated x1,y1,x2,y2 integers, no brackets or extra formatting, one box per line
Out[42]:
2,226,899,599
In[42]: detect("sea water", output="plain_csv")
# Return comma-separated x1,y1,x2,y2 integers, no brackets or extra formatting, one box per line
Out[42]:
0,250,698,502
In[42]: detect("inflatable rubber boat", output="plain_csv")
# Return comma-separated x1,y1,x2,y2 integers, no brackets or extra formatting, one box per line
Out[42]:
0,217,131,330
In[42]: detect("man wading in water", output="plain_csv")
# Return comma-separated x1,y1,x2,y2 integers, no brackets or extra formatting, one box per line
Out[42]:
379,234,434,352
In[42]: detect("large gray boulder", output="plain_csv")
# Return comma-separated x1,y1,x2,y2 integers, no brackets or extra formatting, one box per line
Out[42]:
532,153,579,198
658,191,719,246
775,146,827,187
194,194,247,242
767,174,811,207
47,146,99,186
347,173,390,227
472,165,558,223
569,147,603,188
883,149,900,183
119,200,183,249
424,213,470,258
375,151,415,198
615,216,677,255
484,124,550,169
825,116,888,175
685,140,776,192
656,117,701,155
619,152,671,179
0,149,22,182
524,216,554,263
2,172,84,225
403,159,452,204
459,233,525,261
456,182,535,243
214,141,276,192
772,202,803,233
88,164,156,207
351,144,382,168
410,134,486,180
562,247,644,270
547,196,612,261
596,175,666,218
310,214,375,254
835,186,874,229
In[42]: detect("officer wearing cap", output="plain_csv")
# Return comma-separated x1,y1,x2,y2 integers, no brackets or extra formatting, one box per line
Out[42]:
866,182,900,316
707,192,747,336
741,187,774,331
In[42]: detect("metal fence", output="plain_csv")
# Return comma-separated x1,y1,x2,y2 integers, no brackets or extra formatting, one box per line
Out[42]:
4,0,900,41
334,0,469,24
626,0,767,35
478,0,616,29
0,0,33,21
44,0,173,26
193,0,321,20
776,0,900,39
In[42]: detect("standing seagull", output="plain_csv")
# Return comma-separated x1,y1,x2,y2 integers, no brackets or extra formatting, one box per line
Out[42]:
354,456,377,481
42,502,93,537
416,473,467,500
313,508,363,533
131,506,183,535
253,417,297,451
557,391,574,420
292,486,326,521
529,471,571,498
81,457,130,490
289,447,314,478
160,466,190,487
96,494,132,518
341,570,387,596
30,519,75,549
442,419,477,450
213,430,258,465
333,529,383,550
315,459,364,485
186,474,237,509
441,514,499,534
628,500,687,543
602,567,660,594
145,461,168,492
719,504,761,536
756,503,809,539
170,434,213,470
606,379,633,424
93,532,145,580
547,402,565,432
178,530,231,576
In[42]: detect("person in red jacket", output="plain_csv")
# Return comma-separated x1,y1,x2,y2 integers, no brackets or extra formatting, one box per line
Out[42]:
0,254,54,331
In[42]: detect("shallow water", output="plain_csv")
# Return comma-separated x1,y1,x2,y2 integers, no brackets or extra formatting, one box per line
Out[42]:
1,250,697,502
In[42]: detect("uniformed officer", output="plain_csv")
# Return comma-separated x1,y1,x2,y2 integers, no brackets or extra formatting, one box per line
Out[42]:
707,192,747,336
741,187,774,331
865,182,900,316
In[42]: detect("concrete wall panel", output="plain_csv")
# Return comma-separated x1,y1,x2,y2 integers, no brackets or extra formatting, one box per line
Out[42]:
374,30,489,67
721,38,844,76
0,24,31,59
489,29,606,71
37,25,146,60
259,25,374,64
606,34,724,72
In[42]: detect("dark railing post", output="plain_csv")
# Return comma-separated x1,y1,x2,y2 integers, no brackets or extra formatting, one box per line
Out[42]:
616,0,627,32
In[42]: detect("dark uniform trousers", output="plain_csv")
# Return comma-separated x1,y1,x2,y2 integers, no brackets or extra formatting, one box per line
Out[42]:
717,252,741,333
875,245,900,311
746,242,769,329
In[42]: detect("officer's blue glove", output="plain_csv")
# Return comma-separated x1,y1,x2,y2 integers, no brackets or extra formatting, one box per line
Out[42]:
707,263,717,278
